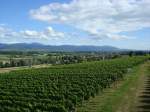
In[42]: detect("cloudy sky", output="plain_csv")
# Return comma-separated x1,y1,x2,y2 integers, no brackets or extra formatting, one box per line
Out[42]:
0,0,150,50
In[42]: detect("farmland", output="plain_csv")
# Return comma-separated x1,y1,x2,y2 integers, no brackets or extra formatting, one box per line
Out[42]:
0,51,122,68
0,56,148,111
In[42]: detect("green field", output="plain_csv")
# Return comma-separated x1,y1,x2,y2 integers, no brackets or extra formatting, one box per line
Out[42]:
0,56,149,111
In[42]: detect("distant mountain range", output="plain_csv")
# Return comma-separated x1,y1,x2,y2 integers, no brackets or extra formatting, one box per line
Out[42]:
0,43,123,52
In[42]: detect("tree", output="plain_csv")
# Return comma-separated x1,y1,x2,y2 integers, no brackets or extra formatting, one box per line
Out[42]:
0,62,3,68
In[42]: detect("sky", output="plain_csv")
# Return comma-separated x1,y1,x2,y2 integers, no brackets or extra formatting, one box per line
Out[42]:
0,0,150,50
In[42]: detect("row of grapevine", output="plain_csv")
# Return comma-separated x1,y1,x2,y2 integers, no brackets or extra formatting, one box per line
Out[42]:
0,56,148,112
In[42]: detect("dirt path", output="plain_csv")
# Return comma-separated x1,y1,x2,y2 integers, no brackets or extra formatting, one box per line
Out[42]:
0,64,51,73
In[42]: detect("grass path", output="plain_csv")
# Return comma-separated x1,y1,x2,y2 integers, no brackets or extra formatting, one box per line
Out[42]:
134,62,150,112
77,61,150,112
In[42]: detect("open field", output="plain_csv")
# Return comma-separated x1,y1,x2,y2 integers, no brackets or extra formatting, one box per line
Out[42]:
0,64,52,73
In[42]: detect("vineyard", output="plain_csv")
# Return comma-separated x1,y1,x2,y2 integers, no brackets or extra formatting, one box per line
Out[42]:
0,56,148,112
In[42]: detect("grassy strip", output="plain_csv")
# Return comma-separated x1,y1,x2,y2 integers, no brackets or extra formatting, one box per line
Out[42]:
118,61,150,112
77,62,149,112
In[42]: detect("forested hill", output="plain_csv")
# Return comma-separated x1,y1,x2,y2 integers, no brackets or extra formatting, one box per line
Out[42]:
0,43,121,52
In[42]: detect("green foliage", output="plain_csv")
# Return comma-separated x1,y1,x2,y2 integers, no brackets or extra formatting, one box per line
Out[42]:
0,56,148,111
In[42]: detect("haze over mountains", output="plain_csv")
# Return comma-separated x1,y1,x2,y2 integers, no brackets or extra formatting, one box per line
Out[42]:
0,43,122,52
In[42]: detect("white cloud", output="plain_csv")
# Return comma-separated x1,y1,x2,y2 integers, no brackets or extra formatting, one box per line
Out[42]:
0,26,65,43
44,27,65,38
22,30,39,37
0,26,16,38
21,26,65,39
30,0,150,40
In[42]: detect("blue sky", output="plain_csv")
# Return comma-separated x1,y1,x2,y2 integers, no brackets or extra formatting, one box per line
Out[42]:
0,0,150,50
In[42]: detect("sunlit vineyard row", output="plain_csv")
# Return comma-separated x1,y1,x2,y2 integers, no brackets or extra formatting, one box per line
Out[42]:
0,56,148,112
